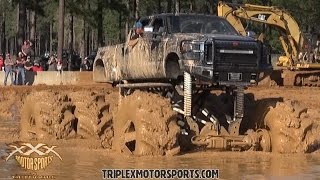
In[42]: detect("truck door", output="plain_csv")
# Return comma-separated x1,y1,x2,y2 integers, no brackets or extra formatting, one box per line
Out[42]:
149,16,167,73
124,17,154,79
125,16,168,79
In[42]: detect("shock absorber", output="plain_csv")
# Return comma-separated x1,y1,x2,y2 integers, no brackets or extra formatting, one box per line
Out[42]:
228,86,245,136
184,71,192,117
234,86,244,122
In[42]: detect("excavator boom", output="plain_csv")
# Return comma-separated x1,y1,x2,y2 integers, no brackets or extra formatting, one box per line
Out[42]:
217,1,309,63
218,1,320,86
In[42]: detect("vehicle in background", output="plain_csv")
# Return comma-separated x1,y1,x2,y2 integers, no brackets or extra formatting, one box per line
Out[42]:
85,50,97,71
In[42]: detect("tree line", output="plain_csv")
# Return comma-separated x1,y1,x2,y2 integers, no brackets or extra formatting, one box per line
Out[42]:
0,0,319,61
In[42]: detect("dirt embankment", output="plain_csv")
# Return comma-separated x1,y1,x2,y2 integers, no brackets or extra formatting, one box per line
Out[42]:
0,85,319,155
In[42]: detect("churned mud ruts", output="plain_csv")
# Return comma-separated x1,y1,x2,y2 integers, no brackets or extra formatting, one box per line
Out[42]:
0,85,319,155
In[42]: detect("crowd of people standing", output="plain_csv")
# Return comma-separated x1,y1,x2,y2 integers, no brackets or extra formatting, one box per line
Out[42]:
1,40,43,86
0,40,93,86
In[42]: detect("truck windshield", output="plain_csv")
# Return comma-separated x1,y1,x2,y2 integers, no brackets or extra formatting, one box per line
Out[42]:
171,15,238,35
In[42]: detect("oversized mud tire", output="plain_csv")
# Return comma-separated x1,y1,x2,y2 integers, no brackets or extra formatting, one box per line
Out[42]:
113,91,180,156
20,92,76,140
262,100,320,153
70,92,113,148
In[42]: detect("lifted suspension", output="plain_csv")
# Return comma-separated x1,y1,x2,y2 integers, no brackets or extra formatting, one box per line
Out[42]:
178,72,271,152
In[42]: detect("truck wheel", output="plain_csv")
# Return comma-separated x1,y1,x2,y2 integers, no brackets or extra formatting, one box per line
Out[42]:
261,100,320,153
165,60,180,79
93,59,108,82
20,92,76,140
72,93,113,148
113,91,180,156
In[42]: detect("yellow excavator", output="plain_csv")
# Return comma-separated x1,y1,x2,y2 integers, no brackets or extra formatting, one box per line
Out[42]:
217,1,320,86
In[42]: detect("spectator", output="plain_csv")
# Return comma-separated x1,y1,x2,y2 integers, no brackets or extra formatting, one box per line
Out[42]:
3,54,14,86
56,59,62,74
21,40,31,57
128,21,144,47
32,61,43,72
48,55,57,71
16,52,26,85
80,57,90,71
0,54,3,71
24,56,33,71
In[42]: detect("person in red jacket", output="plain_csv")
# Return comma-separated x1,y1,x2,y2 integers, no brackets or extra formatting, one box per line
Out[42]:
0,54,3,71
32,61,43,72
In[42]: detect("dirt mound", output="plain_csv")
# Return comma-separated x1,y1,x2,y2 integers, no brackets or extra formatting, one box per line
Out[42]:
0,88,30,120
113,91,180,156
261,100,320,153
257,70,282,87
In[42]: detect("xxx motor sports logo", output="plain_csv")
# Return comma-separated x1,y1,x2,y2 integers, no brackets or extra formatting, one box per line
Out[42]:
4,142,62,171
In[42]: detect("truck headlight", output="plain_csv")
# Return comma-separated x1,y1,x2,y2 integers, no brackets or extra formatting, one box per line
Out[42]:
180,41,192,53
180,41,200,53
180,40,206,61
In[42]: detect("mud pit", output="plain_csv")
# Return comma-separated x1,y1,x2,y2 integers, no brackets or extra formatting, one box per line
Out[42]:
0,85,319,155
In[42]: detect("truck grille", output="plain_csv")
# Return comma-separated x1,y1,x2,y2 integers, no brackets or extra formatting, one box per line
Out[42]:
204,40,259,67
215,40,258,67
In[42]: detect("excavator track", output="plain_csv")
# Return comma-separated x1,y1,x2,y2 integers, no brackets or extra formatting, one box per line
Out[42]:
282,69,320,86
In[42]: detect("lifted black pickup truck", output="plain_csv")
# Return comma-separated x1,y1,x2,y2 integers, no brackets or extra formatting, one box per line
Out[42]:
93,13,273,155
93,13,268,86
